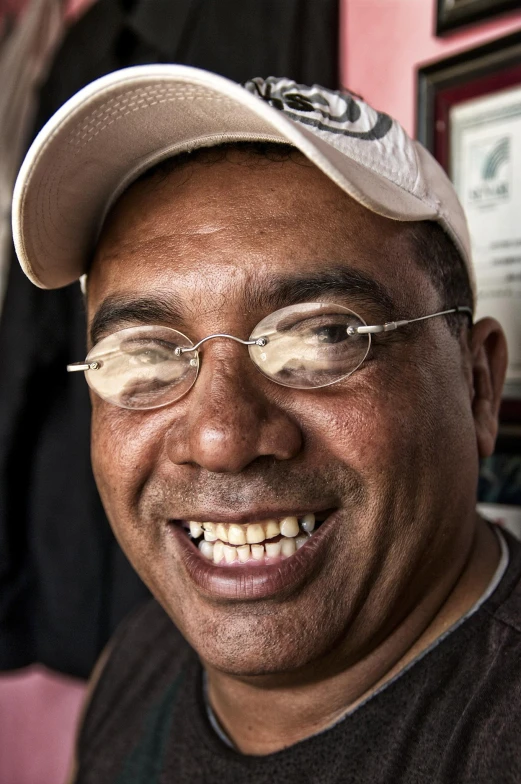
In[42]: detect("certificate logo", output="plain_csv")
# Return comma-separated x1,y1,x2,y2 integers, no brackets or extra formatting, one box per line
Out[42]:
468,136,511,207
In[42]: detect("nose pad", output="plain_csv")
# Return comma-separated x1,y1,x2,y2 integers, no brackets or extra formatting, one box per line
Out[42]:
166,346,302,473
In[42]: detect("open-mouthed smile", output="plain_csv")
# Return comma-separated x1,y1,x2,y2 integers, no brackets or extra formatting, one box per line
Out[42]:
167,509,338,600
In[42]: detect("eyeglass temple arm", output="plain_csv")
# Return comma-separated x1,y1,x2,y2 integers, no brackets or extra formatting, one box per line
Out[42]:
67,361,100,372
355,306,473,335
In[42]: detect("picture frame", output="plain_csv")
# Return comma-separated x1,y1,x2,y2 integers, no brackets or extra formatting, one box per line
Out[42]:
417,31,521,162
436,0,521,37
417,32,521,440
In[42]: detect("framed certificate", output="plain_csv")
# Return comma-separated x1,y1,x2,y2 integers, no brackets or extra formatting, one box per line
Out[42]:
451,85,521,402
418,32,521,429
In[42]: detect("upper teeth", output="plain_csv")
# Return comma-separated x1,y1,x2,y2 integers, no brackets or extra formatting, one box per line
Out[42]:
189,514,315,545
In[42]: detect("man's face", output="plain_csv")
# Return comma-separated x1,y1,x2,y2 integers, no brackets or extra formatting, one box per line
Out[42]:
87,150,478,677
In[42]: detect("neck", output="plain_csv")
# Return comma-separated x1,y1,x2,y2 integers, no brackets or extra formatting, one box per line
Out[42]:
204,518,500,755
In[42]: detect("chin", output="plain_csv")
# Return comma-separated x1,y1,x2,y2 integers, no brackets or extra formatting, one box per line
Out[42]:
181,605,336,679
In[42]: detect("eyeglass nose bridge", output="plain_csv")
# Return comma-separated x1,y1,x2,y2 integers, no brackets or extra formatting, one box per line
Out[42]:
174,333,268,357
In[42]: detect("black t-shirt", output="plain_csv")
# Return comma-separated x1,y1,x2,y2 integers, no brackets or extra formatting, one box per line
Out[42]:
75,527,521,783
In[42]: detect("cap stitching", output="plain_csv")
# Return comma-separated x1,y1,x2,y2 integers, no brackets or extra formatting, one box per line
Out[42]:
69,97,231,148
67,84,224,146
27,91,238,273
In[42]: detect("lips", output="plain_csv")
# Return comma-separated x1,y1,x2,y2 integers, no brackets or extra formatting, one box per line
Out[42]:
166,509,338,601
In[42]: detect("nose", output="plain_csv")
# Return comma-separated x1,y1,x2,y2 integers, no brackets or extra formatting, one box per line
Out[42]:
166,344,302,473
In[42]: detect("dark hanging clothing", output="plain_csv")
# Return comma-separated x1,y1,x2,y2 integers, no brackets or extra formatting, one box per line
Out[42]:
0,0,339,678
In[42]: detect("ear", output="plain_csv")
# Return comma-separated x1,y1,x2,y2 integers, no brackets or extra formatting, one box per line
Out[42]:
468,317,508,458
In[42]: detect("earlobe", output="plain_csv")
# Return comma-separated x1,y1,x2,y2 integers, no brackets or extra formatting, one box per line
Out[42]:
469,318,508,458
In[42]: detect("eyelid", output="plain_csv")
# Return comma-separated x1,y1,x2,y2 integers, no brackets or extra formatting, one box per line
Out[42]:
120,336,181,349
92,324,193,345
90,319,188,348
276,313,355,332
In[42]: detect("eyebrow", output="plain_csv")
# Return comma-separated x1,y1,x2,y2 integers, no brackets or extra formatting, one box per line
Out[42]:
89,266,398,345
90,294,186,345
253,266,397,316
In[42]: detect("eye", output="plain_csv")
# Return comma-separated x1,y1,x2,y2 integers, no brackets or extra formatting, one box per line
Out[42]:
287,316,356,348
313,323,350,344
127,347,171,364
123,339,177,365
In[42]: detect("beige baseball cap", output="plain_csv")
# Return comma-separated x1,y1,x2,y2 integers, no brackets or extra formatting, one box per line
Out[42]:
12,64,475,295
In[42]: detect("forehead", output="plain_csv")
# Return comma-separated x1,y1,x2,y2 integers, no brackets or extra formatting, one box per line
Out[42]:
87,150,436,320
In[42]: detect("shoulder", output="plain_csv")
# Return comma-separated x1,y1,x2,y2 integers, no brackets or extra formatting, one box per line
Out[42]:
75,599,195,779
485,529,521,635
91,598,190,686
450,530,521,728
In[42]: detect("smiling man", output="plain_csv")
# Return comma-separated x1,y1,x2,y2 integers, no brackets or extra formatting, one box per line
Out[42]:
12,67,520,783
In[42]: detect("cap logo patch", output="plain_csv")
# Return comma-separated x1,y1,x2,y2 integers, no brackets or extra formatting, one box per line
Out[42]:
244,77,392,141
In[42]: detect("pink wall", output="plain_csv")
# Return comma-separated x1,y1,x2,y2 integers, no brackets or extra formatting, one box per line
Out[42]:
0,0,96,22
340,0,521,136
0,667,85,784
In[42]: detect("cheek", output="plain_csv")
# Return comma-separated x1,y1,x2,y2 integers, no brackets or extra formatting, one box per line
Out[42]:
303,351,473,499
90,400,164,524
90,401,182,591
304,379,416,480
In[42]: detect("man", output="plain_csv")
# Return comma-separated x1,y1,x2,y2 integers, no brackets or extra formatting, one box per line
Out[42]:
12,66,517,782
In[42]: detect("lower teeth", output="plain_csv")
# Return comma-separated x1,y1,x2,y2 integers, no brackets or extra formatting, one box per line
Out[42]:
194,519,318,564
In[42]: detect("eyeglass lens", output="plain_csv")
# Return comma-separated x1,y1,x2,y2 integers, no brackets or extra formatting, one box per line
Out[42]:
83,303,370,409
84,326,199,409
248,303,369,389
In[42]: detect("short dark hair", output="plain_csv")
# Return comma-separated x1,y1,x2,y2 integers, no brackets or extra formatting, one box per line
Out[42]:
135,141,300,182
406,221,474,335
136,142,474,333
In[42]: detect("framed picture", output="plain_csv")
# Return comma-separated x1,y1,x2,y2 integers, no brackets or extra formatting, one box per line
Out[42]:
436,0,521,36
417,32,521,434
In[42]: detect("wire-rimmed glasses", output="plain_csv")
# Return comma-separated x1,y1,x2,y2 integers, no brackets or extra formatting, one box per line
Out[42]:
67,302,472,410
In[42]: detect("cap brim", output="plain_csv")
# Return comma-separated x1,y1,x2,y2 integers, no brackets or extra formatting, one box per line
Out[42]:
13,64,437,289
